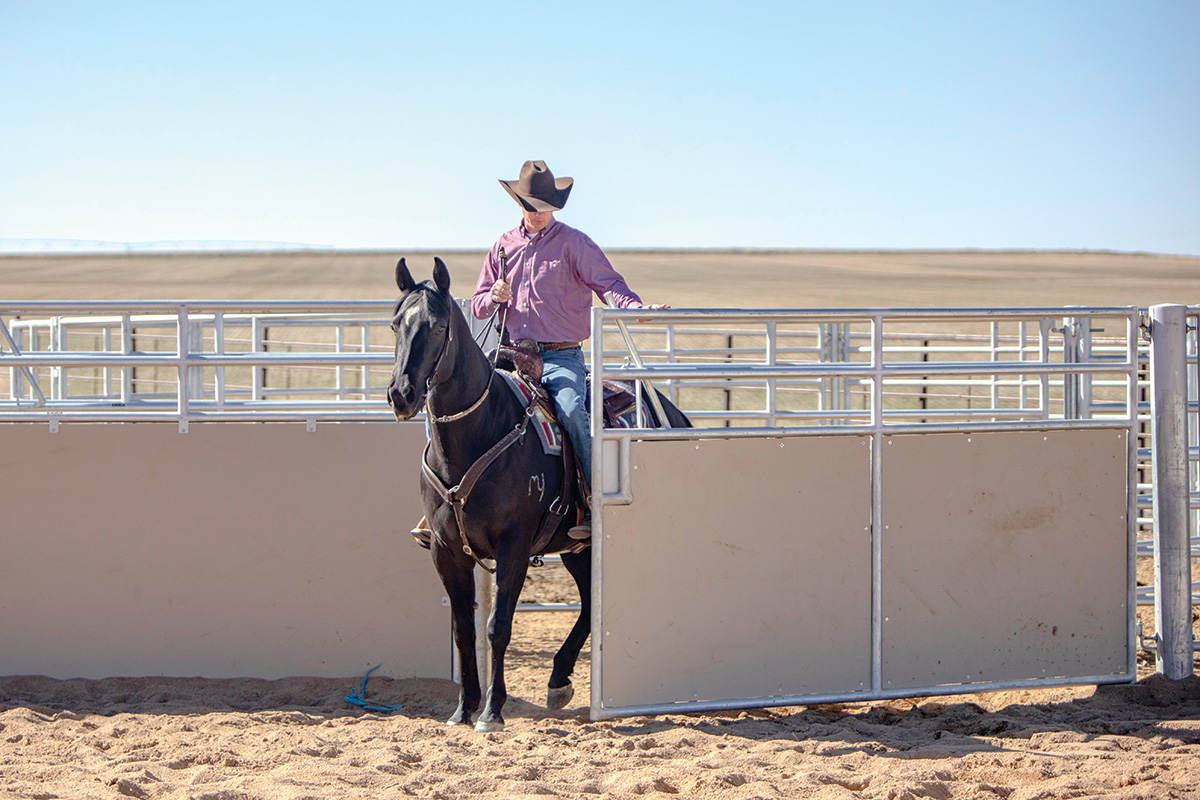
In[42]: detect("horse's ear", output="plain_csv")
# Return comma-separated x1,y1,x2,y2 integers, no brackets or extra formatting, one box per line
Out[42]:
395,258,415,292
432,257,451,295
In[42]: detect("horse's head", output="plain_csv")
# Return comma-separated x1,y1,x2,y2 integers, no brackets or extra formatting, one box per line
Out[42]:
386,257,456,420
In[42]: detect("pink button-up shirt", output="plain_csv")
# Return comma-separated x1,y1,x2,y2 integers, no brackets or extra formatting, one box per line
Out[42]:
471,220,644,344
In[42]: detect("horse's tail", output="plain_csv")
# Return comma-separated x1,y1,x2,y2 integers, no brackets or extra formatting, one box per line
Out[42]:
649,389,693,429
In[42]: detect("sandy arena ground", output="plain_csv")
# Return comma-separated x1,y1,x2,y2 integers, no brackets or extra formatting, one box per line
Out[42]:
2,249,1199,799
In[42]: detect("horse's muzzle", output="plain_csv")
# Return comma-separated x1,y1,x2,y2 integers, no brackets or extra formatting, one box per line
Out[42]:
386,376,422,420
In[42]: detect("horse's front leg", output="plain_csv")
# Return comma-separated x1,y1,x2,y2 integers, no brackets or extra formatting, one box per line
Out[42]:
435,546,481,727
474,547,532,732
547,547,592,709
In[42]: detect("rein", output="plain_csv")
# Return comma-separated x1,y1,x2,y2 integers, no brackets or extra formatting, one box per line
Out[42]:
426,378,491,423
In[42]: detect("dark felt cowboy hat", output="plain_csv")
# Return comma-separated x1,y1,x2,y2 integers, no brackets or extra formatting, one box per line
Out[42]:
499,160,573,212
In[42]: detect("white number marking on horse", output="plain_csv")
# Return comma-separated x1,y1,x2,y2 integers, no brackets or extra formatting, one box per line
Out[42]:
529,474,545,501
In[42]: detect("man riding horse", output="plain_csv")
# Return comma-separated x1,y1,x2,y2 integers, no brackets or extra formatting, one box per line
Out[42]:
413,159,668,544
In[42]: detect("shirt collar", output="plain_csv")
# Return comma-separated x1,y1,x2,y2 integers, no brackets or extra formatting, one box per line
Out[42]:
521,219,558,241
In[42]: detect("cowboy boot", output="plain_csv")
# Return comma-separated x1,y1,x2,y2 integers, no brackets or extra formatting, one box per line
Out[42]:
410,516,432,549
567,514,591,540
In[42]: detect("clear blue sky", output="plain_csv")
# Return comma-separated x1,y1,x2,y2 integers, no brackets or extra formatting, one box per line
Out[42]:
3,1,1198,254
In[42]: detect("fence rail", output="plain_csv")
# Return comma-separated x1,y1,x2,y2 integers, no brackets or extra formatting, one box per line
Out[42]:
3,301,1195,675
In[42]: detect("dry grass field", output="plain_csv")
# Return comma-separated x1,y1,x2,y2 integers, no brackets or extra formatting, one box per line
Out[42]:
2,249,1199,799
2,248,1198,308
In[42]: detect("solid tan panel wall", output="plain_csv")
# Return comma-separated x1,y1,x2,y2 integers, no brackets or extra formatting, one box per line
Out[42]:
598,436,873,710
0,422,448,680
881,429,1129,689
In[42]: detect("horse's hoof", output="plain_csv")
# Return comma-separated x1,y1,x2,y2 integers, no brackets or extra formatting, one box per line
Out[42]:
474,718,505,732
547,683,574,710
446,717,468,727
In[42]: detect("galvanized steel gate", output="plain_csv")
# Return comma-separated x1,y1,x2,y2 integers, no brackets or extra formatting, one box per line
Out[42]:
589,306,1141,719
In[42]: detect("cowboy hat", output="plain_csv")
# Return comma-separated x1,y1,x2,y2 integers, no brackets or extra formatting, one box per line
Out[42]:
499,160,573,211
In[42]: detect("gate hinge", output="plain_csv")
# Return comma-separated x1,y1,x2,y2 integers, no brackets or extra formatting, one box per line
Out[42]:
1137,620,1159,652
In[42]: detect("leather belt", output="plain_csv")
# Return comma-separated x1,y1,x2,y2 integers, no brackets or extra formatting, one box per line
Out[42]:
514,339,581,352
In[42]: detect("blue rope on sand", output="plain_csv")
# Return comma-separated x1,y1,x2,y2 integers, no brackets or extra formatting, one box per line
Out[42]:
345,664,403,713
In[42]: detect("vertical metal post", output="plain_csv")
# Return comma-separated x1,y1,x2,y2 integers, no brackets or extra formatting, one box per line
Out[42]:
360,323,371,401
1189,319,1198,548
1039,317,1053,419
765,320,777,427
1078,316,1094,419
121,315,133,404
870,314,884,694
723,333,733,427
590,305,606,719
1149,304,1195,678
252,318,265,401
1063,316,1080,420
818,322,830,416
176,306,190,432
6,319,19,403
1018,321,1030,411
665,323,677,406
186,317,204,403
990,321,1000,414
1126,311,1141,679
474,565,494,692
50,316,64,401
336,324,346,401
838,323,851,411
101,324,113,400
214,313,226,410
1062,313,1094,420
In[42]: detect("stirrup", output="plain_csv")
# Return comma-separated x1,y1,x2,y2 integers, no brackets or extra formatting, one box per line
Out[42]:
410,516,432,550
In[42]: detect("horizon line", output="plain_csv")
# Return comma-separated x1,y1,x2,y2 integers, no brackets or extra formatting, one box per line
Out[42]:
1,239,1192,259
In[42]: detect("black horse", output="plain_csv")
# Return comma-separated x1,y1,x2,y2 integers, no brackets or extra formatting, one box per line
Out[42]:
386,257,689,731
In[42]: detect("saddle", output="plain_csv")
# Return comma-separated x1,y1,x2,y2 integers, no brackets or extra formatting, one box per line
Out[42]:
492,343,646,556
494,343,642,430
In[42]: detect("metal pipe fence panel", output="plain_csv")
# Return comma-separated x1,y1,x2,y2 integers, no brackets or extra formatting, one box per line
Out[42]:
590,306,1139,719
3,300,1191,697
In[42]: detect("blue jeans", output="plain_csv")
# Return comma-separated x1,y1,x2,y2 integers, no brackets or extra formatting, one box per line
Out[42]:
540,346,591,493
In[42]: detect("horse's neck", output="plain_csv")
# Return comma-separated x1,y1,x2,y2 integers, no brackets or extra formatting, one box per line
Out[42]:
424,318,508,478
429,309,489,408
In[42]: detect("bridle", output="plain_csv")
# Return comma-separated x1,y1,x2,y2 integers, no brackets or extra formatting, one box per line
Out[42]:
420,305,492,425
